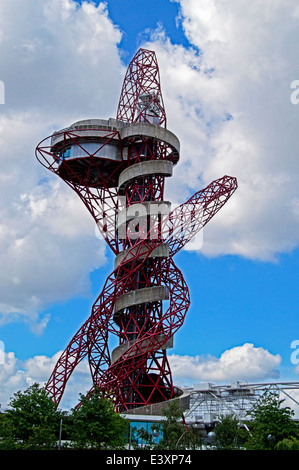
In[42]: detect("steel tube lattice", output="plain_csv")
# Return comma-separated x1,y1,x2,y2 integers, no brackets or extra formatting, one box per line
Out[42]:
36,49,237,412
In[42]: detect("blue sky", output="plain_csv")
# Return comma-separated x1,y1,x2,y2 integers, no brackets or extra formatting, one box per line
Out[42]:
0,0,298,411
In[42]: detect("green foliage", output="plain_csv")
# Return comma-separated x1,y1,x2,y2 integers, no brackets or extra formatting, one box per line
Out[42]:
151,400,203,450
69,387,129,450
245,391,299,450
275,437,299,450
0,384,128,450
1,384,298,451
1,383,62,449
214,414,247,450
131,427,155,450
0,413,17,450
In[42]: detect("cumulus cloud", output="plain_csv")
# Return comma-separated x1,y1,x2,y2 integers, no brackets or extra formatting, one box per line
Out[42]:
0,0,123,117
0,351,91,410
145,0,299,261
0,176,107,322
0,352,34,409
0,343,282,410
23,352,93,410
1,0,298,415
3,0,299,330
1,347,298,416
169,343,281,383
0,0,123,327
294,363,299,376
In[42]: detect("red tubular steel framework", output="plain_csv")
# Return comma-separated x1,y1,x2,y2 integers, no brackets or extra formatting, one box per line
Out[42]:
36,49,237,412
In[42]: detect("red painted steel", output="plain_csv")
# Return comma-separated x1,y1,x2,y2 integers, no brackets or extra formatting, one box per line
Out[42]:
117,48,167,127
36,49,237,411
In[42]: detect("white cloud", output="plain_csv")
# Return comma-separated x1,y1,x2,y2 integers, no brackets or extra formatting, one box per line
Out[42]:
0,343,282,411
3,0,299,330
169,343,281,383
145,1,299,261
0,176,107,322
0,352,30,408
0,351,92,410
1,347,298,417
0,0,123,117
0,0,123,327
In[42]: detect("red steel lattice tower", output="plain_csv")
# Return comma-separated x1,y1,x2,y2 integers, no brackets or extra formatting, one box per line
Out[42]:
36,49,237,412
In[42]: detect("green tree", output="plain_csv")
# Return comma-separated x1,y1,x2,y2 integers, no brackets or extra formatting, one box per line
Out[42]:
245,391,298,450
275,437,299,450
132,427,155,450
69,387,129,449
213,414,247,450
0,413,16,450
2,383,62,449
152,400,202,450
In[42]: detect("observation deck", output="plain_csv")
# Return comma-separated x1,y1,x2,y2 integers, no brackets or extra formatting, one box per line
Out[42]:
49,118,180,188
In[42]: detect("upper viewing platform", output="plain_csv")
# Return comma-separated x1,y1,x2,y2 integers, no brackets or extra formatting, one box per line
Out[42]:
51,118,180,160
43,117,180,187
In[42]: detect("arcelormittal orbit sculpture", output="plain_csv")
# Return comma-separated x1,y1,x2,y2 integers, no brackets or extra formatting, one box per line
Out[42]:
36,49,237,412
